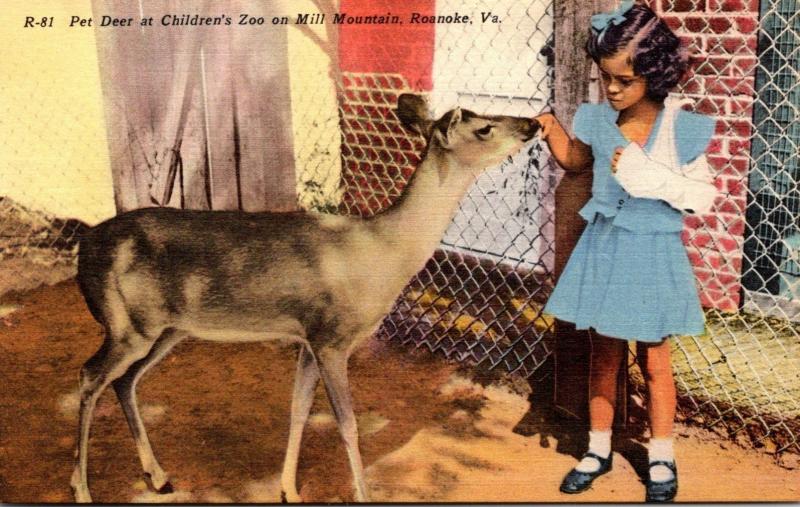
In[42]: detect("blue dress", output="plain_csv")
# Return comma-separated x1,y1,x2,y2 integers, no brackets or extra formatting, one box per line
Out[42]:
543,102,716,342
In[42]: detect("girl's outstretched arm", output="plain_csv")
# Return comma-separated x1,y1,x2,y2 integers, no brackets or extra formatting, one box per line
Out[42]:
535,113,593,173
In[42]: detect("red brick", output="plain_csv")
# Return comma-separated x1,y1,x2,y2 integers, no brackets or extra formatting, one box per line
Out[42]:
700,249,724,269
705,278,727,293
680,35,706,54
707,35,757,56
724,177,745,194
698,290,722,309
717,119,754,137
383,137,398,150
708,0,757,12
694,55,733,75
693,267,714,283
706,138,724,154
661,15,684,31
703,215,719,229
687,249,703,266
735,16,759,34
684,214,704,229
717,235,741,252
708,155,728,171
377,149,395,164
709,16,734,33
727,217,746,236
393,151,411,164
363,119,377,132
728,138,751,157
684,16,708,32
667,0,707,12
397,138,414,151
704,76,755,95
731,56,758,78
690,231,714,248
716,195,747,214
695,96,727,115
678,76,704,94
729,97,753,115
713,271,739,285
717,157,751,176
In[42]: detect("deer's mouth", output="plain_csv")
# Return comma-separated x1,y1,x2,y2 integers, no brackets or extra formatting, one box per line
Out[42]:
520,119,541,142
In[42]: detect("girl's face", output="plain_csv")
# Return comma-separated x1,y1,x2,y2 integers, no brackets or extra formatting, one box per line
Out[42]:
599,51,648,111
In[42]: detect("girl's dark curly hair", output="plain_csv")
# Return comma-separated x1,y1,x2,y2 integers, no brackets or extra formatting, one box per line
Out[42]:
587,3,687,102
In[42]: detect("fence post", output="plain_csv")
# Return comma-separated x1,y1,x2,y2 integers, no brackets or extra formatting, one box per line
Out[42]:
550,0,628,428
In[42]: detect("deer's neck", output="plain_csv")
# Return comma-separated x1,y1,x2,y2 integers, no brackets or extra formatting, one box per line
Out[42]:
370,148,475,253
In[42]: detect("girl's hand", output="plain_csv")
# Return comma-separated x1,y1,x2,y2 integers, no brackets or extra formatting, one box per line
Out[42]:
611,146,624,173
533,112,593,172
534,113,556,140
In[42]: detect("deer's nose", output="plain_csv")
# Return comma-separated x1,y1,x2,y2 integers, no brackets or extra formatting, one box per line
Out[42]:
521,118,541,141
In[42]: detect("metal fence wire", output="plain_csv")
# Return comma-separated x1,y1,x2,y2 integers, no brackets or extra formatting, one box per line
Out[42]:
333,71,557,377
0,0,798,459
653,0,800,456
332,0,558,380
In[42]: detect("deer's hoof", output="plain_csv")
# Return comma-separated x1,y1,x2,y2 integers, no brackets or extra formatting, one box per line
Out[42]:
281,489,302,503
144,472,173,494
71,485,92,503
156,481,175,494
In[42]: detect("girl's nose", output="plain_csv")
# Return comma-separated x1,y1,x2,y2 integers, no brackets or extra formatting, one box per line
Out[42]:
607,82,621,94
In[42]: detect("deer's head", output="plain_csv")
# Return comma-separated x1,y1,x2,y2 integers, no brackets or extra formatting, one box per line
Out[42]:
396,94,540,171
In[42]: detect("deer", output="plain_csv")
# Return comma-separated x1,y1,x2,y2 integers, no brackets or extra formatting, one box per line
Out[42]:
70,93,539,503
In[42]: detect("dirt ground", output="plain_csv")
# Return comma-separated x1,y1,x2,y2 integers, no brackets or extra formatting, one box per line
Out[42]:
1,280,798,503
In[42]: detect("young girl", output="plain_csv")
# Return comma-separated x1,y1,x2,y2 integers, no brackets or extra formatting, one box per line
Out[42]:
536,1,717,502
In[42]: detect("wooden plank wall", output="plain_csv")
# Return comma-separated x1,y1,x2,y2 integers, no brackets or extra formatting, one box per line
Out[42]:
92,0,298,213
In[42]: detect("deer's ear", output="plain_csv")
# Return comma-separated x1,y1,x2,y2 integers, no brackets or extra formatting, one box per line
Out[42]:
396,94,433,139
433,107,462,149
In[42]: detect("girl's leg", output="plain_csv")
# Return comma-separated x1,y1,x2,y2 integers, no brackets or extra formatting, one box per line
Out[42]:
576,331,627,472
589,331,628,431
636,340,677,481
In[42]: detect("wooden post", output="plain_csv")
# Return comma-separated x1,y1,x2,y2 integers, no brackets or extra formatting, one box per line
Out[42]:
551,0,627,428
92,0,298,213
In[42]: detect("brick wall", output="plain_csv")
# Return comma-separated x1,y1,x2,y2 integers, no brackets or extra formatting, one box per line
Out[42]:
337,0,434,216
650,0,760,312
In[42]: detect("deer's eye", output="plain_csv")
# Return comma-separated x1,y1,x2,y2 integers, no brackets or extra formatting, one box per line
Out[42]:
475,125,494,138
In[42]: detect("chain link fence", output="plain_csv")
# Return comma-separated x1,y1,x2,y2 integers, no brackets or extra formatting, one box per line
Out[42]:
339,0,556,379
0,198,84,295
625,0,800,456
1,0,798,459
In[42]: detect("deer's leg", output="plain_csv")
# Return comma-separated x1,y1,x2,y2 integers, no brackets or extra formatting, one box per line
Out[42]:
280,345,320,503
112,329,186,493
316,348,369,502
71,328,154,503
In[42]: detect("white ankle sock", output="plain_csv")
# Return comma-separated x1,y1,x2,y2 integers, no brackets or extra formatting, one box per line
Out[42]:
576,430,611,472
649,437,676,482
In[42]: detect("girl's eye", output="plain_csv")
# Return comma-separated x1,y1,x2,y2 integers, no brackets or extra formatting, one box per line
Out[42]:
476,125,494,137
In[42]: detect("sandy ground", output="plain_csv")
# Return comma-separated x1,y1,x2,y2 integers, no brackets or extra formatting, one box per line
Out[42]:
0,280,798,503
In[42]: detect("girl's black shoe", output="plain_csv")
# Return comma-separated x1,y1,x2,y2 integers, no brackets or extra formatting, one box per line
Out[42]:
559,452,613,494
645,460,678,502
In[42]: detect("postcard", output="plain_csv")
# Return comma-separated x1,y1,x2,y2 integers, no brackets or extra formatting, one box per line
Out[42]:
0,0,797,503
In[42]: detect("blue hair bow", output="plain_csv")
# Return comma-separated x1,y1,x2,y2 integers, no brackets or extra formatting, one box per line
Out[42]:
591,0,635,36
